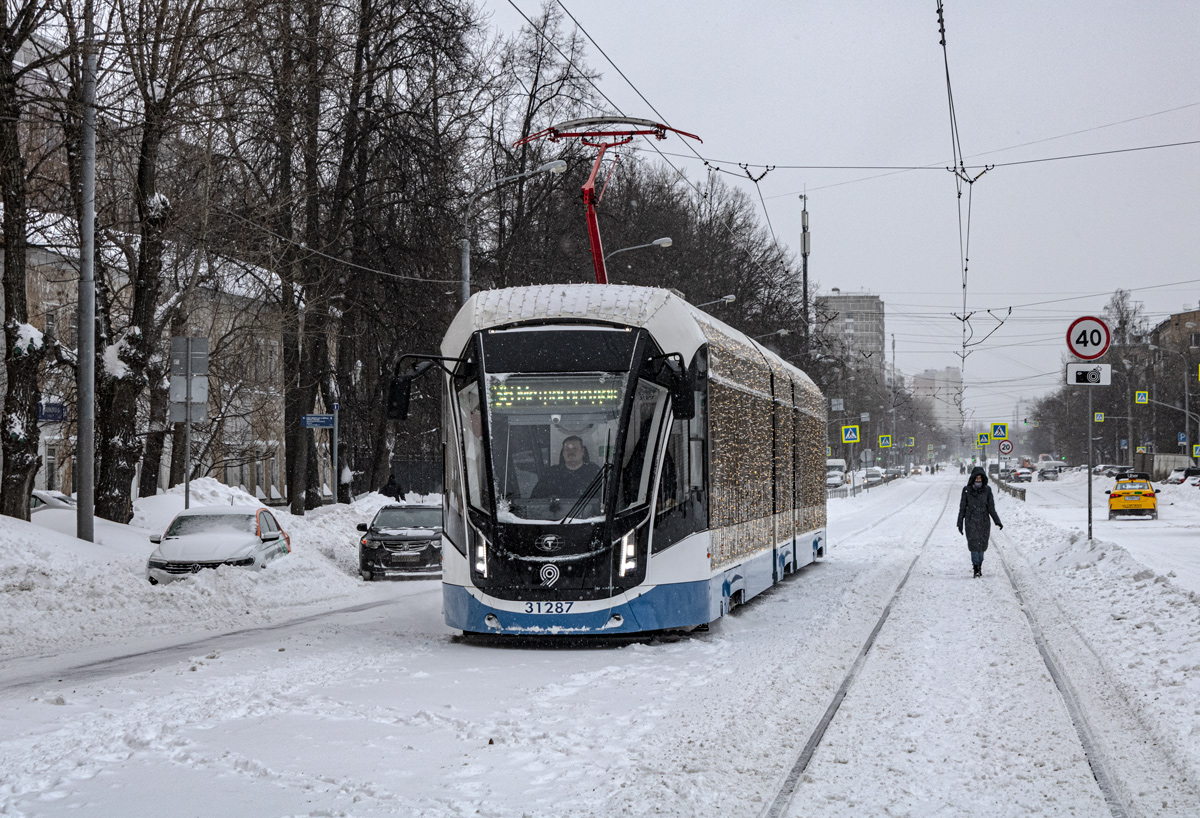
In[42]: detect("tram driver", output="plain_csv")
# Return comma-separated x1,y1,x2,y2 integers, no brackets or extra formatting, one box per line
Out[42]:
532,436,602,501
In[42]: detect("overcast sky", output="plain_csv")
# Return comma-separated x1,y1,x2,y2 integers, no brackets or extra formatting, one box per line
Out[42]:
481,0,1200,422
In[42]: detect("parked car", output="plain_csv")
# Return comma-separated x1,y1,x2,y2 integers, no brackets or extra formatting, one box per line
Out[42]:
864,467,884,486
30,490,77,513
146,506,291,584
1037,468,1059,481
884,466,903,479
826,470,846,488
357,503,443,580
1164,468,1200,484
1104,465,1133,478
1012,468,1033,483
1106,478,1158,520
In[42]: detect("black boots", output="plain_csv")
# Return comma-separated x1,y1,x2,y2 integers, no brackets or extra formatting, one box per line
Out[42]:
973,565,982,578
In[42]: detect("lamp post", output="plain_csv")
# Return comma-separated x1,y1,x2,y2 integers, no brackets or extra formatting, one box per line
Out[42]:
604,237,672,263
460,159,567,305
696,294,736,309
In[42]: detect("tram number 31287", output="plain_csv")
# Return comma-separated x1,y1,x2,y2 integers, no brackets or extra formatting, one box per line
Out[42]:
524,601,575,614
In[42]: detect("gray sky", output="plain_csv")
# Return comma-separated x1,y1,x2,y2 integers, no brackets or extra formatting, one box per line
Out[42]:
482,0,1200,422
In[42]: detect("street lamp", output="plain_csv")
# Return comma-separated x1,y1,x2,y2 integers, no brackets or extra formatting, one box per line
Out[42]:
696,294,736,309
604,237,672,263
460,159,568,304
753,329,790,341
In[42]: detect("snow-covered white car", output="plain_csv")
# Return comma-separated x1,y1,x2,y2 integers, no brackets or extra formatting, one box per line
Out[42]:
146,505,291,584
30,490,76,512
826,470,845,488
864,467,884,485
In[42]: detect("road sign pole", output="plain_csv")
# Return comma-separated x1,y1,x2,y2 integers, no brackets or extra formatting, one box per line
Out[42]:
1088,389,1093,541
185,337,192,510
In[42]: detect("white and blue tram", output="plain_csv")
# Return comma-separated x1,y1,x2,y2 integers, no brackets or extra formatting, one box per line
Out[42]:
395,284,827,635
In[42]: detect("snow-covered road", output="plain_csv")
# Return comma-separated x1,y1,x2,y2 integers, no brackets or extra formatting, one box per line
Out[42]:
3,475,1200,816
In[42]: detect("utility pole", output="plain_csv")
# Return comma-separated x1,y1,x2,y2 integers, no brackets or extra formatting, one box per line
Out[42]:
76,3,97,542
891,333,896,468
800,196,811,358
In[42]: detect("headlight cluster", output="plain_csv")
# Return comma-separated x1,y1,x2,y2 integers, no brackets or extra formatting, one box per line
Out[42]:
617,529,637,577
224,557,255,567
147,560,167,570
473,528,489,577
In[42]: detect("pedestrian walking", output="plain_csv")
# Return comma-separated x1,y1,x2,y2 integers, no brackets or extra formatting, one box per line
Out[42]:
381,474,400,500
957,466,1003,577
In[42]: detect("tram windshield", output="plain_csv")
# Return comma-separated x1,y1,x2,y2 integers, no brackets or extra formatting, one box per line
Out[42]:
484,372,627,523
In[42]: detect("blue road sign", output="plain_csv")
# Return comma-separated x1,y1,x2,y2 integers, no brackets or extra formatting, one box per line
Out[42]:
302,414,335,429
1179,432,1188,443
841,425,860,443
37,402,66,423
991,423,1008,441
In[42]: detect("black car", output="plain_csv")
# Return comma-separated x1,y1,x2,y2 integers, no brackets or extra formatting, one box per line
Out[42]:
357,504,443,580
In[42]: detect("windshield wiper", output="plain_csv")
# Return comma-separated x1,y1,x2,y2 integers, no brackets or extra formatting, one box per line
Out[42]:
558,462,612,525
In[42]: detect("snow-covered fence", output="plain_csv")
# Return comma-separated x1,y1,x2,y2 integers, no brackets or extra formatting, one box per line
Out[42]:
996,477,1026,502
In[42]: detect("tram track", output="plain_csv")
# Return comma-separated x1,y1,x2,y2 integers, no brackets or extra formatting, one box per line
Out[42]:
834,481,935,545
760,484,953,818
761,481,1135,818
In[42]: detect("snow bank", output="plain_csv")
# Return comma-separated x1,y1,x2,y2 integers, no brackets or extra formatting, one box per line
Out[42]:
2,482,427,662
1005,499,1200,780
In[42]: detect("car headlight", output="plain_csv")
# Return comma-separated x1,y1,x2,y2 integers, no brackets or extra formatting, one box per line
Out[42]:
224,557,255,567
148,559,167,570
616,528,637,577
473,528,489,577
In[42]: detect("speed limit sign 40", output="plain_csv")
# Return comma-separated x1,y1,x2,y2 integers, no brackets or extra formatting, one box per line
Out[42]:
1067,316,1111,360
999,440,1013,455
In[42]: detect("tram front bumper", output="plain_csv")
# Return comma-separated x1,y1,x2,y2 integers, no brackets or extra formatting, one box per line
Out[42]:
444,580,712,635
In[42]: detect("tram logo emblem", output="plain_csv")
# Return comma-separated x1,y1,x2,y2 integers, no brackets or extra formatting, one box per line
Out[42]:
539,564,561,586
536,534,564,553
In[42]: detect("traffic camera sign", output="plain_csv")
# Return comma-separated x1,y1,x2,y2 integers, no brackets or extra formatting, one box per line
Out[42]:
879,434,892,448
841,425,860,443
1135,391,1148,404
991,423,1008,441
1066,363,1111,385
1066,316,1111,360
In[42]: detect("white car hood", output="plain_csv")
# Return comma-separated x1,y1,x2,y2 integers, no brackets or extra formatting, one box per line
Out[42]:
153,534,259,562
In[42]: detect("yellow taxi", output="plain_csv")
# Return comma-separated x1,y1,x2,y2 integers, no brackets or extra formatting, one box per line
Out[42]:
1106,477,1159,520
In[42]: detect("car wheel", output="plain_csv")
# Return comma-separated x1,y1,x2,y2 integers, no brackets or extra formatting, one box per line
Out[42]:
1108,512,1115,520
361,569,373,581
1152,511,1158,520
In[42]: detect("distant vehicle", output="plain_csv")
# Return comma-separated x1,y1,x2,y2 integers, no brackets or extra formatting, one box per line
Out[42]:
1012,468,1033,483
884,466,903,479
1037,468,1059,481
357,503,443,580
1106,478,1158,520
826,458,847,474
999,468,1015,482
29,490,76,513
909,464,922,475
1106,465,1133,478
146,506,291,584
1164,467,1200,484
826,470,846,488
864,467,884,486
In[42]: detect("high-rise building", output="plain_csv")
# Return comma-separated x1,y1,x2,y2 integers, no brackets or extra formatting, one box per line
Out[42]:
912,366,963,433
815,289,886,380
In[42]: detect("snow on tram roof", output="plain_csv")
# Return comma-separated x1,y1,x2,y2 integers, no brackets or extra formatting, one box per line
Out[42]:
442,284,819,397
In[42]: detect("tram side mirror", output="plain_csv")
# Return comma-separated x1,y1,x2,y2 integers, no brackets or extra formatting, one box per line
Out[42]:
666,358,696,420
387,361,434,421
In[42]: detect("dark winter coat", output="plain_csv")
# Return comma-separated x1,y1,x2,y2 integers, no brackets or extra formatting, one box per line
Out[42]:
957,466,1002,552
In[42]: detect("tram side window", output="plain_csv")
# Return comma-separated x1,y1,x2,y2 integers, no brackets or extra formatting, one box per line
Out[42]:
619,380,668,510
443,378,467,553
657,416,686,513
457,381,491,512
689,385,707,496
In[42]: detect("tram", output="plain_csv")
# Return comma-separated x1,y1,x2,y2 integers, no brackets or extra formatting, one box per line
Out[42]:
392,284,827,635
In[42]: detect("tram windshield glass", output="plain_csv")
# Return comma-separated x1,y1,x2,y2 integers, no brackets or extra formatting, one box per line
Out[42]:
484,372,629,523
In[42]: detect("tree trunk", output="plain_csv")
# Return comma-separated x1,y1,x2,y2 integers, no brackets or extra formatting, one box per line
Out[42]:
139,365,170,498
0,55,44,520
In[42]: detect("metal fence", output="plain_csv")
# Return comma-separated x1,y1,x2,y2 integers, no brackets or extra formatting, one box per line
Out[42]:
826,473,904,500
996,478,1026,502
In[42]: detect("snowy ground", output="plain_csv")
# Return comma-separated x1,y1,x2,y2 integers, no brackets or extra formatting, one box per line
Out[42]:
2,474,1199,816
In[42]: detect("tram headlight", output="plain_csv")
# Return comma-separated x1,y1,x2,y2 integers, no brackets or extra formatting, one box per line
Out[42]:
616,528,637,577
473,530,489,577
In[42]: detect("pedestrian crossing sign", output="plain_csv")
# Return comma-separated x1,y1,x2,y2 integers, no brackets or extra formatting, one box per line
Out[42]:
907,437,915,447
827,446,832,457
841,425,860,443
991,423,1008,441
879,434,892,448
977,432,991,447
1094,413,1104,422
1135,391,1148,404
1194,444,1200,458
